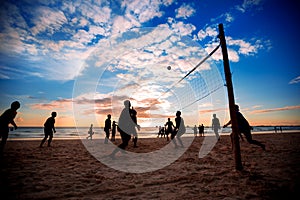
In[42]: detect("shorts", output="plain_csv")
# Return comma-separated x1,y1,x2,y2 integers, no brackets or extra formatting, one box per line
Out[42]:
44,128,53,138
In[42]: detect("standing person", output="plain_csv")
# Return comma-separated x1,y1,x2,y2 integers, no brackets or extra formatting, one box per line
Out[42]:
199,124,205,137
0,101,20,154
110,100,139,157
193,125,198,137
223,104,265,150
212,114,221,140
164,118,175,141
86,124,94,140
40,112,57,147
274,126,277,133
198,125,201,136
157,126,162,138
111,121,117,142
104,114,111,144
130,107,140,148
171,111,185,148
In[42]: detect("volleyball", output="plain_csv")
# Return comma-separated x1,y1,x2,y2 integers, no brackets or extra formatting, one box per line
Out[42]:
167,65,171,70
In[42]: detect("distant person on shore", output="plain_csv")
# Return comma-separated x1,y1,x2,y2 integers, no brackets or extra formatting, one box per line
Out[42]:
199,124,204,137
165,118,175,141
86,124,94,140
171,111,185,148
104,114,112,144
193,125,198,137
0,101,20,154
212,114,221,140
223,105,265,150
274,126,277,133
111,121,117,142
110,100,139,157
131,107,140,148
40,112,57,148
157,126,162,138
158,126,165,138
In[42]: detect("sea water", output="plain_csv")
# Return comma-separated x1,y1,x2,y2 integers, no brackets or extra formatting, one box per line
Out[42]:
6,126,300,140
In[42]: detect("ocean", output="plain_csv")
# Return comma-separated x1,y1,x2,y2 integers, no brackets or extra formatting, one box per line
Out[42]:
6,126,300,140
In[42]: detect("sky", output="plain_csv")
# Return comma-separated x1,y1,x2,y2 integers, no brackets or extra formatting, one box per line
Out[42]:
0,0,299,127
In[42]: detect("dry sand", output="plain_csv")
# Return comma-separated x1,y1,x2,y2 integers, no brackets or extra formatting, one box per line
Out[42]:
1,133,300,200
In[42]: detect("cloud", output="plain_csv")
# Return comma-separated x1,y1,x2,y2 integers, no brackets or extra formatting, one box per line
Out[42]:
289,76,300,84
197,27,218,41
171,21,196,36
251,105,300,114
227,36,264,55
30,6,67,36
30,99,73,111
175,3,196,19
235,0,263,13
197,25,267,63
111,15,140,35
122,0,165,23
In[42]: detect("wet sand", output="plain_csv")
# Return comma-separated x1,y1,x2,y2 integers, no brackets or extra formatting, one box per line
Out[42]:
1,133,300,199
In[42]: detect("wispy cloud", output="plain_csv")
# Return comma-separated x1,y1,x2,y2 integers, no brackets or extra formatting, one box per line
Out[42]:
251,105,300,114
235,0,263,13
289,76,300,84
30,6,67,36
30,99,73,111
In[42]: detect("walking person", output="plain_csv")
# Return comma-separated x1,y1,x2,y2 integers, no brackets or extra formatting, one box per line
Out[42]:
40,112,57,147
104,114,111,144
212,114,221,140
86,124,94,140
0,101,20,154
223,105,265,150
171,111,185,148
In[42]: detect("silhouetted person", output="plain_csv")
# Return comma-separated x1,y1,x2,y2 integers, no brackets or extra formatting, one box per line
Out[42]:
171,111,185,148
199,124,204,137
158,126,165,138
86,124,94,140
111,121,117,142
130,106,140,148
40,112,57,147
165,118,175,141
110,100,139,157
274,126,277,133
193,125,198,137
0,101,20,154
212,114,221,140
223,104,265,150
157,126,162,138
104,114,111,144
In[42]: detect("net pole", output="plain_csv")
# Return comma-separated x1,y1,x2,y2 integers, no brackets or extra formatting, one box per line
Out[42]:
218,23,243,171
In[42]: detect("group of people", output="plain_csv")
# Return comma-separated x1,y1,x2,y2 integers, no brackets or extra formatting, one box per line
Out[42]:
158,113,188,145
0,100,265,156
109,101,187,158
193,124,204,137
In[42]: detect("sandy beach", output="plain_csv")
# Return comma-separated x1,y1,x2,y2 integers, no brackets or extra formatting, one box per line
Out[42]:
1,132,300,200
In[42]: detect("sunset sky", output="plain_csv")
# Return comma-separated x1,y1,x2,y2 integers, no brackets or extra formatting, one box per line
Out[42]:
0,0,299,127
